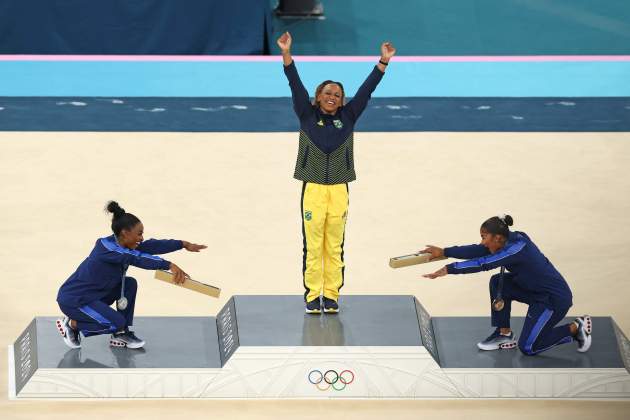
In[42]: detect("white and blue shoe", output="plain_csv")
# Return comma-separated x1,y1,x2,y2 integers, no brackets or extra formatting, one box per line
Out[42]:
110,329,145,349
574,315,592,353
477,329,517,351
56,317,81,349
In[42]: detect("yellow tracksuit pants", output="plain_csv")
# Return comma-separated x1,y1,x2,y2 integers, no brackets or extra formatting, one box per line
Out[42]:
301,182,349,303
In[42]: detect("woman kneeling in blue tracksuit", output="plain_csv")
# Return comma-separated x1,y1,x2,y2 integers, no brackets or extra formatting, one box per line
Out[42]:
56,201,206,349
422,215,592,355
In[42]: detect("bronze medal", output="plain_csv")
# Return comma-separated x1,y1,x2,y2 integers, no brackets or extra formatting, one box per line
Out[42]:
492,298,505,311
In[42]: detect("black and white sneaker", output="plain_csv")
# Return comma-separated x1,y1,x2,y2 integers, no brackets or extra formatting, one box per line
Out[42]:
322,297,339,314
305,298,322,314
574,315,592,353
477,329,517,351
56,317,81,349
110,329,145,349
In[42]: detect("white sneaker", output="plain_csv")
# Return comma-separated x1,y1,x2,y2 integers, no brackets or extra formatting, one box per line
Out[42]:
110,329,145,349
574,315,592,353
56,317,81,349
477,329,517,351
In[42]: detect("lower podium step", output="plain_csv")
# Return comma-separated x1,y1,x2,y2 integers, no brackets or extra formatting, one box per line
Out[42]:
9,295,630,399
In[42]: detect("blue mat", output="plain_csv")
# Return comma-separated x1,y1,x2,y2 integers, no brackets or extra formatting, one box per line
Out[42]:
0,97,629,132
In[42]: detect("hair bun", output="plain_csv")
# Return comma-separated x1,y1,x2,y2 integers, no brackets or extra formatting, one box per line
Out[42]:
105,200,125,219
504,214,514,226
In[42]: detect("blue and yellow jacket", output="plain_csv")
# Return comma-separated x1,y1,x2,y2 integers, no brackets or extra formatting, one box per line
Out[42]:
444,231,573,307
284,61,384,184
57,235,182,307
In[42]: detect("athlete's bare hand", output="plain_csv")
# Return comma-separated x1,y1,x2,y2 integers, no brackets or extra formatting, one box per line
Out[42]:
420,245,444,260
423,266,448,279
182,241,207,252
277,32,292,53
380,42,396,61
169,262,188,284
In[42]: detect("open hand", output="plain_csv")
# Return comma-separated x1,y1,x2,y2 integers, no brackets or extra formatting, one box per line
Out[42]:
420,245,444,260
277,32,292,53
182,241,207,252
380,42,396,61
423,266,448,279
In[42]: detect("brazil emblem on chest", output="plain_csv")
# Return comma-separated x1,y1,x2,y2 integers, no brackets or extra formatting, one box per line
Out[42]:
304,210,312,221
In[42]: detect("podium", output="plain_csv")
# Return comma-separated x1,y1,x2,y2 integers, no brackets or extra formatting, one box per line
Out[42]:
10,295,630,399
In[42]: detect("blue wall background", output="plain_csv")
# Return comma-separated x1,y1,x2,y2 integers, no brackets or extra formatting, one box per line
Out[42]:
273,0,630,55
0,0,271,54
1,0,629,55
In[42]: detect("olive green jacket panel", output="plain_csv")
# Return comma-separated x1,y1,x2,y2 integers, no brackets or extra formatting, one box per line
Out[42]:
293,131,356,184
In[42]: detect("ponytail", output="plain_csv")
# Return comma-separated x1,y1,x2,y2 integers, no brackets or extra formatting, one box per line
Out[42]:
105,201,141,236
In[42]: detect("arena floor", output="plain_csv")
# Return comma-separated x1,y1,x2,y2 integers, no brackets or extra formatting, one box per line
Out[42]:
1,131,629,418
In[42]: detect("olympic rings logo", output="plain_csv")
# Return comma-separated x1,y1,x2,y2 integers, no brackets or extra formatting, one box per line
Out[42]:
308,369,355,391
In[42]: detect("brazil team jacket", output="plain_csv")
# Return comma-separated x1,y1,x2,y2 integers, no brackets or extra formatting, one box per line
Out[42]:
444,231,573,307
57,235,182,307
284,61,384,184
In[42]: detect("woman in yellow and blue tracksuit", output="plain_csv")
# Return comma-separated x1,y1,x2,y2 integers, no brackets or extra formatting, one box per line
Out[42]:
277,32,396,314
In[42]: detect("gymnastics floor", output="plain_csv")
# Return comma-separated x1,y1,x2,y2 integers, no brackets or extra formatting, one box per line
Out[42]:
1,130,630,418
2,53,630,418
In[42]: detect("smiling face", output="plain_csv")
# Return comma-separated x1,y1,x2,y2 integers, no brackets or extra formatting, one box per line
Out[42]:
480,228,506,253
118,222,144,249
316,82,344,115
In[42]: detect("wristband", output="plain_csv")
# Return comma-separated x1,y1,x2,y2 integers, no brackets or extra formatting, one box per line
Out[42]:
379,59,389,66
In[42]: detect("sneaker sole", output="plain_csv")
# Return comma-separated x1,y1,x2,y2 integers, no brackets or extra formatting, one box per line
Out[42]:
477,340,517,351
109,338,145,349
323,308,339,313
577,334,592,353
576,315,593,353
581,315,592,335
305,309,322,314
56,319,81,349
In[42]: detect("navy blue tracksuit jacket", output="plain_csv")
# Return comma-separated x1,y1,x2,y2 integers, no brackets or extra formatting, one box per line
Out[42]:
56,235,181,336
57,235,181,307
444,231,576,355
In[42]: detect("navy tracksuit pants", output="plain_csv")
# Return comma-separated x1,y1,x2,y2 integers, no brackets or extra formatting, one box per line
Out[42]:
58,277,137,337
489,273,574,355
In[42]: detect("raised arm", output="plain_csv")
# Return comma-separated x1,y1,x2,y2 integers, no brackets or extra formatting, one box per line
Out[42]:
346,42,396,121
278,32,311,118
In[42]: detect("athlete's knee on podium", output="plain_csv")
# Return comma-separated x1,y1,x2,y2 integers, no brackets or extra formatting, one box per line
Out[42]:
517,336,537,356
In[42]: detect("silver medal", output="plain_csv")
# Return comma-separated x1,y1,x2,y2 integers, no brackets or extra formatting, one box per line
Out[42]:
117,297,128,310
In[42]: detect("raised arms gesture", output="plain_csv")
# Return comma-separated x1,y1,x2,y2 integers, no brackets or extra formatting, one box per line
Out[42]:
277,32,293,66
377,42,396,72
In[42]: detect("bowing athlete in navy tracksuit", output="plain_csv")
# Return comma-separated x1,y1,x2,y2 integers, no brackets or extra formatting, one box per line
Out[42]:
56,201,206,349
422,215,592,355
